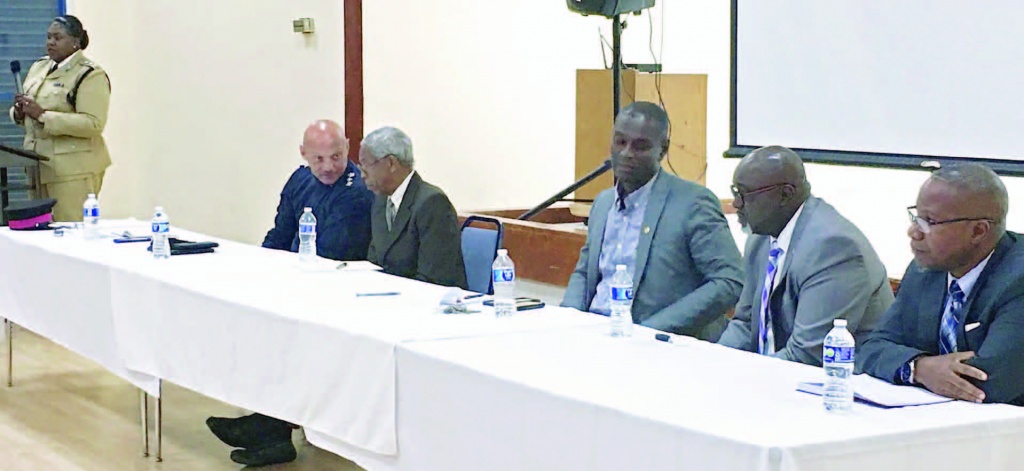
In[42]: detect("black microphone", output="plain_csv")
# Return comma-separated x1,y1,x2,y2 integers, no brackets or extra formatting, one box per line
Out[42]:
10,60,23,94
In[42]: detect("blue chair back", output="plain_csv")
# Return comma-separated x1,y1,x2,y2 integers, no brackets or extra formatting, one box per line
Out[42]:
460,216,503,294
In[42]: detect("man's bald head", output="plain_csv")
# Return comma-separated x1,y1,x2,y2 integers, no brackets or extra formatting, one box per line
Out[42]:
300,119,349,185
929,163,1008,234
731,145,811,237
738,145,808,189
910,163,1008,277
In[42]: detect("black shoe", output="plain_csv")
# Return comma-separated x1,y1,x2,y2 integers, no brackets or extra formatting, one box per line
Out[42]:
230,440,298,467
206,413,292,449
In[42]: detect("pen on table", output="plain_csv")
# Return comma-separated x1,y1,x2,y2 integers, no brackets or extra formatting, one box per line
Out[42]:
336,262,348,269
356,292,400,297
655,333,672,343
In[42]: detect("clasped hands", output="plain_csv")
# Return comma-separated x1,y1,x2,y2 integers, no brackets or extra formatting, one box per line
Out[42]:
12,94,45,121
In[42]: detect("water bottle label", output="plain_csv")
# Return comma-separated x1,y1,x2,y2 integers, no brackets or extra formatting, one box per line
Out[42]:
151,222,169,233
299,223,316,234
611,286,633,301
83,207,99,218
492,268,515,283
823,346,854,363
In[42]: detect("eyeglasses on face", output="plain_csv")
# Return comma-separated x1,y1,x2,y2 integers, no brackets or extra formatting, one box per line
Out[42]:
906,206,994,234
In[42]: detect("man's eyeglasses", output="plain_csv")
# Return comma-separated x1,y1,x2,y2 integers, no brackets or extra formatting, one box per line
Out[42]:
906,206,994,234
730,183,790,205
357,155,390,172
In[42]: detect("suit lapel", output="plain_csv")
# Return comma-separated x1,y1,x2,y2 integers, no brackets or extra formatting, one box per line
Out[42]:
773,197,819,288
957,233,1013,347
632,175,669,292
585,192,612,305
378,172,421,259
747,238,770,348
916,270,946,351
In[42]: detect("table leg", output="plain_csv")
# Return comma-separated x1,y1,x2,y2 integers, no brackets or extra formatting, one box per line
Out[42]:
4,319,11,388
155,380,163,462
140,389,149,457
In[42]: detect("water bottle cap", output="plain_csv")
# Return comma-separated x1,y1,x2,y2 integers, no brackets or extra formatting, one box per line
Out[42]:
304,207,313,212
834,319,848,327
615,264,626,271
155,206,164,211
497,249,508,256
87,193,96,198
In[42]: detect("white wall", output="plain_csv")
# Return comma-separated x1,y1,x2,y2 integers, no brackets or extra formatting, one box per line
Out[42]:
68,0,345,244
65,1,1024,275
364,1,1024,278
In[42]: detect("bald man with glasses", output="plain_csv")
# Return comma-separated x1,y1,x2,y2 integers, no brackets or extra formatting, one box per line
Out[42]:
718,146,893,366
861,163,1024,405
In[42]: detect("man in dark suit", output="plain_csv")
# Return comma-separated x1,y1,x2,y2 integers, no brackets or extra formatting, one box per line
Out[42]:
718,146,892,366
860,163,1024,405
359,126,467,289
561,102,743,340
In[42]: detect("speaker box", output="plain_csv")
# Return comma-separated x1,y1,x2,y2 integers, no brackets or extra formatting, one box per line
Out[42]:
566,0,656,18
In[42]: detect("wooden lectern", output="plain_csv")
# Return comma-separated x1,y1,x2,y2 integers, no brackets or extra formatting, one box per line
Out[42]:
0,143,47,225
573,69,708,217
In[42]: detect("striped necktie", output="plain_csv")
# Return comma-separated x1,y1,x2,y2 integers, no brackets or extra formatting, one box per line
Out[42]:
386,198,397,231
939,281,965,354
758,241,783,355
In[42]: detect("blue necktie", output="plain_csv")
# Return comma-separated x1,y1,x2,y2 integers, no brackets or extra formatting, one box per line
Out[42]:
758,242,783,355
939,281,965,355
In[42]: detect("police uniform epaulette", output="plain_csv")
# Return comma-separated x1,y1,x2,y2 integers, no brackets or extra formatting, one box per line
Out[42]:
80,59,98,68
35,56,50,64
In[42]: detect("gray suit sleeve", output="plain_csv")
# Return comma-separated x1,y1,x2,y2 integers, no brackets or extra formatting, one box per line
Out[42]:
773,235,875,366
719,239,759,351
561,240,591,311
641,191,743,334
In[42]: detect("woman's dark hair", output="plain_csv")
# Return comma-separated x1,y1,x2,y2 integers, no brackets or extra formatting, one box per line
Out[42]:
53,15,89,50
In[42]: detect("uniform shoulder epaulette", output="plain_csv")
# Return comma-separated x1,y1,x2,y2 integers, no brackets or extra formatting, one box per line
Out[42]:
34,56,50,64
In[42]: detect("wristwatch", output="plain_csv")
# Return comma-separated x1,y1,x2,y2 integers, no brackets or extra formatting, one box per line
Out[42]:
899,357,919,385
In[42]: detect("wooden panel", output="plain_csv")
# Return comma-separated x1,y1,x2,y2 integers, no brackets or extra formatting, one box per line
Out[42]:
344,0,364,163
575,70,708,209
574,69,635,201
635,73,708,185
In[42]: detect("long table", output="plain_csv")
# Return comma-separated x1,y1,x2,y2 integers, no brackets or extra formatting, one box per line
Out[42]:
331,325,1024,471
0,220,603,456
2,221,1024,470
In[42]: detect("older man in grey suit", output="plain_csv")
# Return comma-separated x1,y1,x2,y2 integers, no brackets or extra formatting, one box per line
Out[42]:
562,102,743,340
359,127,467,289
718,146,892,366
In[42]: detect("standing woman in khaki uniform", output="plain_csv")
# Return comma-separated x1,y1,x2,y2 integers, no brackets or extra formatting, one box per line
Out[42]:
9,16,111,222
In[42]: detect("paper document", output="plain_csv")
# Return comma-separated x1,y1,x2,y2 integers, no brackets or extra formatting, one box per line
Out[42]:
798,374,954,408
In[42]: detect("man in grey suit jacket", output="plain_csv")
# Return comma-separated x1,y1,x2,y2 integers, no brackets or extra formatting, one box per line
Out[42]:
359,127,467,289
861,163,1024,405
562,102,743,340
718,146,892,366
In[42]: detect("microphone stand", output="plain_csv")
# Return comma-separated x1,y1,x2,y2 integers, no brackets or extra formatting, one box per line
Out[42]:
518,15,624,221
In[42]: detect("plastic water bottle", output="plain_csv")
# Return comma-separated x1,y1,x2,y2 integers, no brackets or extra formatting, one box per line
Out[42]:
298,207,317,263
151,206,170,260
82,193,100,240
823,319,855,413
492,249,516,317
609,265,634,337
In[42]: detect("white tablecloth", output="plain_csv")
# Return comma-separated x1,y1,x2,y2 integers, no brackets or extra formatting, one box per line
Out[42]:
0,226,160,395
330,325,1024,471
96,222,604,455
